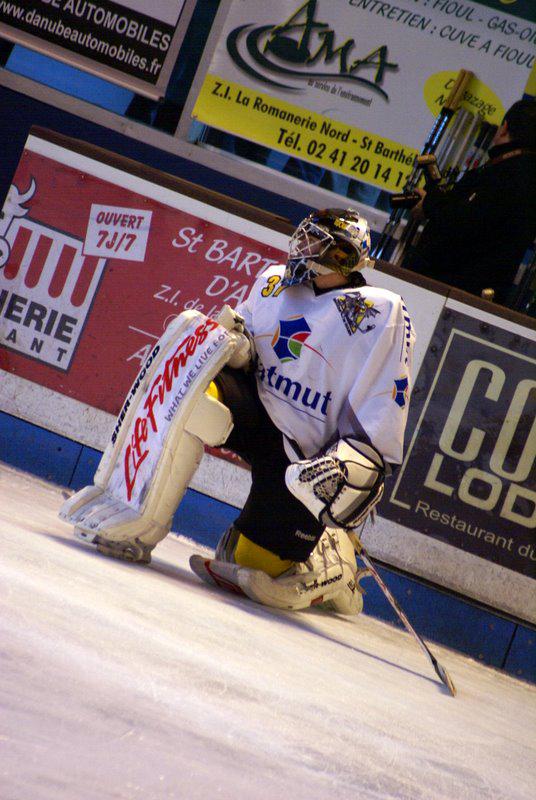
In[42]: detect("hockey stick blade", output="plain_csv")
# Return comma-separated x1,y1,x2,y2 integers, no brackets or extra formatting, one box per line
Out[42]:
431,655,457,697
349,533,456,696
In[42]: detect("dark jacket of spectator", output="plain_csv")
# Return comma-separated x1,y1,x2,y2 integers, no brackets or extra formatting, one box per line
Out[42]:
405,100,536,305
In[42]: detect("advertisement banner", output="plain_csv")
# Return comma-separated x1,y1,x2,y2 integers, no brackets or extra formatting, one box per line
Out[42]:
0,134,286,417
382,306,536,579
192,0,535,190
0,0,187,97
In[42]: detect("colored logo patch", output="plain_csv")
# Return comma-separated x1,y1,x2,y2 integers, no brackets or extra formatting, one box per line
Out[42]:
334,292,379,335
272,316,312,362
392,377,409,408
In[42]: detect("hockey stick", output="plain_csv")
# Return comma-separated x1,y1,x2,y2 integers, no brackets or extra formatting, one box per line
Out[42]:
348,532,457,696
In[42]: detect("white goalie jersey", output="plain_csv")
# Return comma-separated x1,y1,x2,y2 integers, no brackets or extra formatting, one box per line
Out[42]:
236,264,415,465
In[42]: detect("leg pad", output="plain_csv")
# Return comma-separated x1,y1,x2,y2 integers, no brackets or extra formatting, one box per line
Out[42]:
60,311,239,561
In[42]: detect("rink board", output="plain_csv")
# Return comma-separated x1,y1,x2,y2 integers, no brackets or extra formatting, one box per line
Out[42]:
1,129,535,649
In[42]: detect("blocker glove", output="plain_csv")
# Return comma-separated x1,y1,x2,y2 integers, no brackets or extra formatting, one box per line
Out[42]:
285,437,386,529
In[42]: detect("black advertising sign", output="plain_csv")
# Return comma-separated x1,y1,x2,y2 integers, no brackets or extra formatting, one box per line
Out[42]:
0,0,187,98
382,307,536,579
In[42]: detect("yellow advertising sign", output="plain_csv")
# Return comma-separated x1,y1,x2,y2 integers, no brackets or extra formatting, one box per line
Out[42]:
423,71,505,125
193,74,419,192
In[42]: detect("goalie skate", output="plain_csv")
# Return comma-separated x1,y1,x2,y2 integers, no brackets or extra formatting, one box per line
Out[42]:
190,529,369,614
74,530,154,564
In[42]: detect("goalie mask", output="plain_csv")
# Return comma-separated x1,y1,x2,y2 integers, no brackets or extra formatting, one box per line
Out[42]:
282,208,371,287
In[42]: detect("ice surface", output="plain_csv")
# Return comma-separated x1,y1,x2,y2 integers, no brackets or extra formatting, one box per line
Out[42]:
0,463,535,800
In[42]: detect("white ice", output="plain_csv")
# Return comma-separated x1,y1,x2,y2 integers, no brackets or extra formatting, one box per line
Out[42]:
1,463,535,800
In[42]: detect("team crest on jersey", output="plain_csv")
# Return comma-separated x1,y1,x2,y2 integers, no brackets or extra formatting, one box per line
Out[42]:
271,316,312,362
392,376,409,408
333,292,379,335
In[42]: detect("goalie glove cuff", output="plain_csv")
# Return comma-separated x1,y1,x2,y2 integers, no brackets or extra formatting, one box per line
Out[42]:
285,437,386,530
216,304,255,368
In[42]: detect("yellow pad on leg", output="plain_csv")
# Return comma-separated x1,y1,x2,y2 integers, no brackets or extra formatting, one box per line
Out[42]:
206,381,223,401
234,533,292,578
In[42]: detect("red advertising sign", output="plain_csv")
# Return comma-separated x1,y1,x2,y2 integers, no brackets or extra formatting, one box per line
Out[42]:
0,137,286,417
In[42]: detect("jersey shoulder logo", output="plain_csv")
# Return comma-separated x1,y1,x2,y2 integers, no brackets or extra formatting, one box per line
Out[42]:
333,292,379,335
392,376,409,408
271,316,312,362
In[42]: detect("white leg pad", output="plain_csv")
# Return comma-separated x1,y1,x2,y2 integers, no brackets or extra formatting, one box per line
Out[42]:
60,311,238,560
